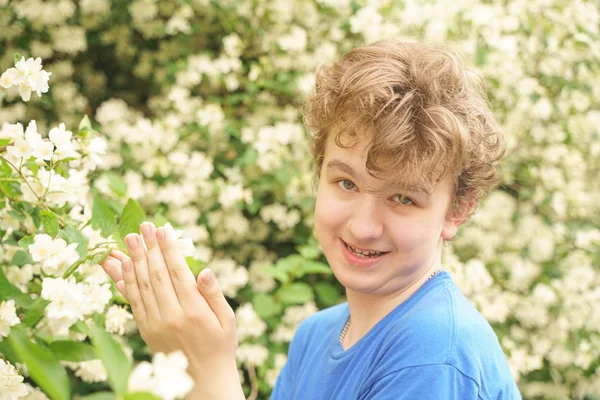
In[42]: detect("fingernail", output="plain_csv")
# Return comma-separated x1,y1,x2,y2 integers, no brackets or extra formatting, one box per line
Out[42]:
201,269,214,285
122,259,132,272
126,235,138,250
141,222,152,236
157,227,166,240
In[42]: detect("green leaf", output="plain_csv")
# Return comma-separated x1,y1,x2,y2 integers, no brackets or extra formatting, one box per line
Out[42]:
264,264,289,284
124,392,162,400
10,250,33,266
298,244,322,260
40,210,60,237
50,340,97,362
89,249,111,266
18,235,34,248
0,158,12,175
79,115,92,131
89,323,131,395
276,282,314,304
61,259,85,279
8,209,25,220
0,267,32,307
73,320,90,336
8,327,71,400
0,337,19,363
106,172,128,198
14,53,21,64
118,199,145,241
58,225,89,259
252,293,282,319
20,298,49,327
298,261,332,276
81,392,117,400
314,282,341,307
92,194,118,237
186,257,205,276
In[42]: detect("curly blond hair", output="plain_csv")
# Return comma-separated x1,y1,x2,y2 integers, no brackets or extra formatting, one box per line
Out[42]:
302,39,505,216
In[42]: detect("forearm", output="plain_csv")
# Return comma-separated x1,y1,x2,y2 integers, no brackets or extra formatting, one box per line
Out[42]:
185,361,246,400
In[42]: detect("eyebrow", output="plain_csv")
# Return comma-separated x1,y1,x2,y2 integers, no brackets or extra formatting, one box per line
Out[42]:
326,160,361,179
325,159,432,197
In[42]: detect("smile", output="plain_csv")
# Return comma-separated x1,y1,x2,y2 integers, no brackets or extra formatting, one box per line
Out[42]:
342,240,389,258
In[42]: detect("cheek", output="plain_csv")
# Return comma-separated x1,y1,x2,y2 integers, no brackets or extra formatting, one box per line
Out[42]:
388,215,441,251
314,187,348,237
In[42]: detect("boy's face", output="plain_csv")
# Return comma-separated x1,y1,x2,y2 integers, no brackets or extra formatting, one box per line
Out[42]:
314,134,462,297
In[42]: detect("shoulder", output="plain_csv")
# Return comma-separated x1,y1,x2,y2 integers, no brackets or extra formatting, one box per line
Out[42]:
382,277,503,361
376,276,517,397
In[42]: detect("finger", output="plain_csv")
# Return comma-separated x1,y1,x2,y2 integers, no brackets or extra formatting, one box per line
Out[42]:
110,249,130,263
115,280,127,298
125,233,162,322
197,268,235,330
140,222,182,316
156,224,200,311
100,256,123,283
121,258,147,324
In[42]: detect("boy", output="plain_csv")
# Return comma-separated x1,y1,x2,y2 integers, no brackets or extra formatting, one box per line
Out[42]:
101,40,521,399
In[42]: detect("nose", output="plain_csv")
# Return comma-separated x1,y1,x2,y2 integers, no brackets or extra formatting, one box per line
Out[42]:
346,196,384,241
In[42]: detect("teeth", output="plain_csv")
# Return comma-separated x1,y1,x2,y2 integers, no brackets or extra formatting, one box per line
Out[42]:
346,243,383,257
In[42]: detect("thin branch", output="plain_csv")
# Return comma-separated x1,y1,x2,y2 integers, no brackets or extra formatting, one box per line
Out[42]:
247,365,259,400
0,156,50,212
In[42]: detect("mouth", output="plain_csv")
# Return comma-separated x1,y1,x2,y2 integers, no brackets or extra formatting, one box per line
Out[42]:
342,240,390,258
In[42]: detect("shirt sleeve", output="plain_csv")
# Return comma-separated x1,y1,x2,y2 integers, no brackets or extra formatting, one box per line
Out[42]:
359,364,480,400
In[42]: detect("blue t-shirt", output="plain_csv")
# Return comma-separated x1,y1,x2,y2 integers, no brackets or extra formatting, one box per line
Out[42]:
271,272,521,399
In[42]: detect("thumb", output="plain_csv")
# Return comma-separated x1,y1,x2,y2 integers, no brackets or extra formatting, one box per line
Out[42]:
197,268,235,329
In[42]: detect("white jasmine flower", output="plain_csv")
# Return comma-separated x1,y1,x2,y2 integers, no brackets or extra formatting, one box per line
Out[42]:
29,234,80,277
236,343,269,367
128,351,194,400
349,7,382,38
248,261,276,293
0,122,24,141
0,359,28,400
4,264,35,293
6,137,33,160
236,303,267,341
163,222,196,257
21,383,50,399
105,305,134,335
40,277,86,335
264,353,288,388
80,0,110,15
52,26,87,54
277,26,308,53
217,182,252,209
72,360,107,383
80,282,112,315
0,57,51,102
207,258,248,298
49,123,79,159
0,300,21,338
24,120,53,161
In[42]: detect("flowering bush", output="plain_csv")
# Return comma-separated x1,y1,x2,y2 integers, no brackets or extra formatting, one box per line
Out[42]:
0,0,598,399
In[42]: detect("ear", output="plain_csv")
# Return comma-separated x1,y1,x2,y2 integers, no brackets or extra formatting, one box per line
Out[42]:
441,197,476,241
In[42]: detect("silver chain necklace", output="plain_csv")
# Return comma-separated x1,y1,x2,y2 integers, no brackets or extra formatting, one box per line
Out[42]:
339,269,443,345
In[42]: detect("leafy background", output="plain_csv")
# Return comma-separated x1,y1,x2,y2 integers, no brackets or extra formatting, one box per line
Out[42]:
0,0,599,399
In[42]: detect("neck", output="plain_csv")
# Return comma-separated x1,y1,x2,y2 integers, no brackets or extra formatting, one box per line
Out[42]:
342,258,443,350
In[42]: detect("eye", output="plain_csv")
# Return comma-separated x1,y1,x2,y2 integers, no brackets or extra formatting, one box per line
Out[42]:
337,179,356,191
392,194,414,206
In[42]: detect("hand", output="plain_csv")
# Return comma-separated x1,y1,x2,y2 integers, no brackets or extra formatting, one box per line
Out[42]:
100,222,243,398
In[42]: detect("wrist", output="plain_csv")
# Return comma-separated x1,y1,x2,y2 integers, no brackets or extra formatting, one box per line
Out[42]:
186,360,245,400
